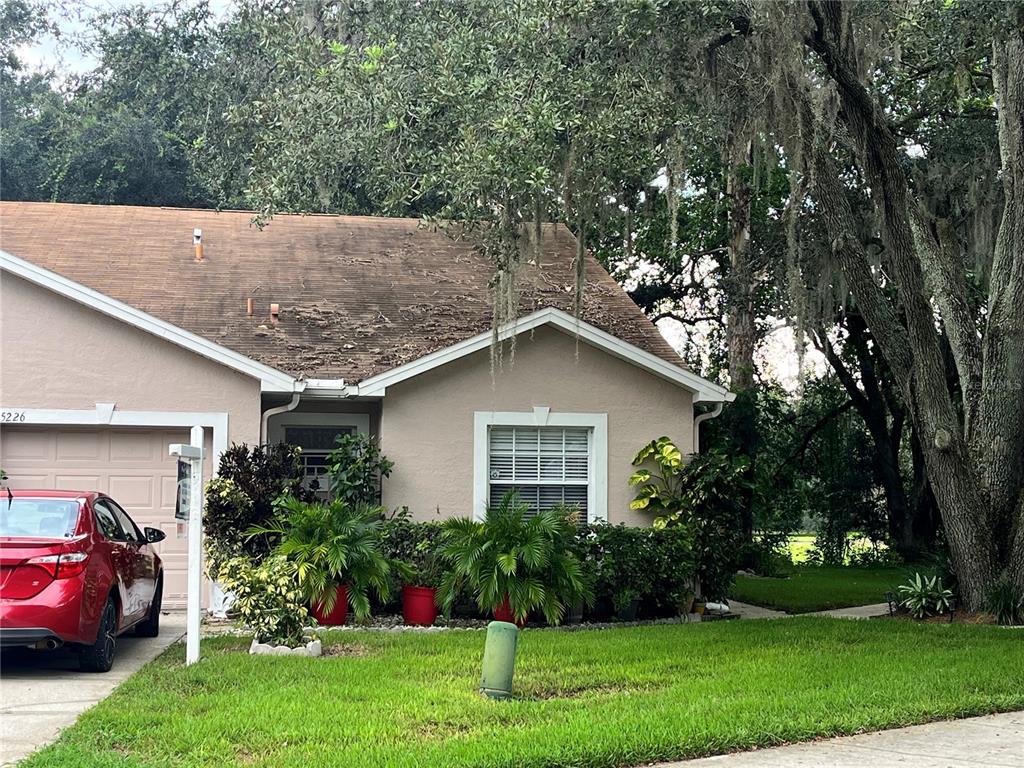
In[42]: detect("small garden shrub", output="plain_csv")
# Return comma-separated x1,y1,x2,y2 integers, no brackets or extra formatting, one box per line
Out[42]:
575,524,696,618
217,555,310,647
204,443,312,568
326,433,394,505
380,510,445,588
986,574,1024,626
898,572,953,619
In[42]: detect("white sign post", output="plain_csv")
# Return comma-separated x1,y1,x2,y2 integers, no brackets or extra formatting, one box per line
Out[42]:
169,426,204,666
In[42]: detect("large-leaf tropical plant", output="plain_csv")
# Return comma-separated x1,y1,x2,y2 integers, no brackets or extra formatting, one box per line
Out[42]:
437,492,592,625
249,497,392,620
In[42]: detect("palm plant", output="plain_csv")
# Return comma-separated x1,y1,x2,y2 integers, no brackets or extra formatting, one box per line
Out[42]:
249,497,392,620
437,492,593,625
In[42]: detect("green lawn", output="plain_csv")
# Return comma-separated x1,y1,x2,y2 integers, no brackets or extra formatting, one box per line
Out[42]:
730,566,908,613
23,619,1024,768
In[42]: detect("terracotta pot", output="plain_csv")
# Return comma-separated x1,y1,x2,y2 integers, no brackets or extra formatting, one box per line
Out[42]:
312,584,349,626
401,585,438,626
493,596,526,627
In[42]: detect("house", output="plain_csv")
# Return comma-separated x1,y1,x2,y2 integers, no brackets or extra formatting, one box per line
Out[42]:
0,202,733,606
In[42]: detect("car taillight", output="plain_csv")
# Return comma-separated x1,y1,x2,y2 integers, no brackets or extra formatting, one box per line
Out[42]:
26,539,90,579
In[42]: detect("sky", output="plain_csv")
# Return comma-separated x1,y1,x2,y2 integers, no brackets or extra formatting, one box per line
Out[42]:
17,0,234,77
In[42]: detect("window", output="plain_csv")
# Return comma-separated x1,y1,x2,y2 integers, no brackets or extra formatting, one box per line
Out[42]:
106,499,144,543
93,500,128,542
284,425,355,497
474,410,607,523
0,499,79,538
488,426,590,516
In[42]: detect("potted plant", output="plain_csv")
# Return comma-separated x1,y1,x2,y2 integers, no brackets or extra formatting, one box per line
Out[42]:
399,539,444,625
250,497,393,625
437,492,593,627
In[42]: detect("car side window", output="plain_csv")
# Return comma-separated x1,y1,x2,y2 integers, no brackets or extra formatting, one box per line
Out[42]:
93,500,128,542
107,500,144,543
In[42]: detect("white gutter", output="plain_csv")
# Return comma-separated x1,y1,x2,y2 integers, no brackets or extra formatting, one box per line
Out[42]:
692,402,724,453
260,384,306,443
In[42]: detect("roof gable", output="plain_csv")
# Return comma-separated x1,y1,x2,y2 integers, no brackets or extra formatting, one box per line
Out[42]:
355,307,734,402
0,248,298,392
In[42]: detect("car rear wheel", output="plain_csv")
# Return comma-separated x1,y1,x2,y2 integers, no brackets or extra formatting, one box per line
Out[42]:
135,575,162,638
79,597,117,673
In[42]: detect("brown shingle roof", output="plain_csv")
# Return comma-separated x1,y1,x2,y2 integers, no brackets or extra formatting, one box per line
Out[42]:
0,202,683,381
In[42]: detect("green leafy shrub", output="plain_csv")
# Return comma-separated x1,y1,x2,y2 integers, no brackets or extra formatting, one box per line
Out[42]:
986,574,1024,626
437,492,592,625
250,497,393,620
897,572,953,619
380,510,445,588
204,443,312,564
575,524,696,617
630,438,748,600
326,433,394,505
217,555,310,647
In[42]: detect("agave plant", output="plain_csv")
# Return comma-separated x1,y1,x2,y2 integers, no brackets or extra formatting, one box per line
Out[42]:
437,492,593,625
249,497,392,620
898,572,954,619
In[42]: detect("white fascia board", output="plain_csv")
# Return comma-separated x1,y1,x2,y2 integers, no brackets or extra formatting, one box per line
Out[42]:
356,307,734,402
1,249,298,392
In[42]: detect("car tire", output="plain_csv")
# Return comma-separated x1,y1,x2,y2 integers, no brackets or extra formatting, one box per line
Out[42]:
135,575,162,638
80,597,118,673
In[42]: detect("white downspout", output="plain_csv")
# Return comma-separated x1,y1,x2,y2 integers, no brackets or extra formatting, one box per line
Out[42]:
260,389,303,444
692,402,724,453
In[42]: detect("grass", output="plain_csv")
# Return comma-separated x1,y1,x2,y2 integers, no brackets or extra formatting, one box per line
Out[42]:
730,565,909,613
22,619,1024,768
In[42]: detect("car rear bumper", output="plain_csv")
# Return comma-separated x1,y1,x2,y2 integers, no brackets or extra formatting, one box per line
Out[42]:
0,627,63,648
0,577,92,644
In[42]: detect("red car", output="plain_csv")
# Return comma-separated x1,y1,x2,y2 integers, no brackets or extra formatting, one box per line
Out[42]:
0,489,165,672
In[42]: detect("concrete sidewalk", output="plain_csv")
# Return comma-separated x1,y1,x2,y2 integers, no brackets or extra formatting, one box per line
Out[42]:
662,712,1024,767
728,600,890,620
0,612,184,766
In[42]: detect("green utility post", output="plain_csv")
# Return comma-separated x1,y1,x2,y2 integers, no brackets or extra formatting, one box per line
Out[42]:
480,621,519,700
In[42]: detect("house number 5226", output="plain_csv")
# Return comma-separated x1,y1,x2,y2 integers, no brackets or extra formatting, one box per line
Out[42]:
1,411,27,423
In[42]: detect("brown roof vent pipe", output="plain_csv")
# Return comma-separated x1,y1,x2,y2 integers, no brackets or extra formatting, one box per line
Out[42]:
193,228,204,262
270,302,280,326
246,297,254,316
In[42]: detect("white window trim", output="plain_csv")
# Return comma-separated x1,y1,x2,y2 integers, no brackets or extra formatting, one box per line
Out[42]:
0,404,229,467
473,408,607,523
266,412,370,446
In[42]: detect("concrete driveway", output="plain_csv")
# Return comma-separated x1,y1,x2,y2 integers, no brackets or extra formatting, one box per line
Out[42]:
0,611,184,766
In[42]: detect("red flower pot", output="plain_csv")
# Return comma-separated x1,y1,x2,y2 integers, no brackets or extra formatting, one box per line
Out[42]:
312,584,348,626
401,585,438,626
493,596,526,627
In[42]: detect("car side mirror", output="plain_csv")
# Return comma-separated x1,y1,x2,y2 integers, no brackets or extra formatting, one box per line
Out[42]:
144,527,166,544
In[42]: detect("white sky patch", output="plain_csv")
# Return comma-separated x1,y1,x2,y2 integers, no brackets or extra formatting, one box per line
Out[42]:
17,0,235,80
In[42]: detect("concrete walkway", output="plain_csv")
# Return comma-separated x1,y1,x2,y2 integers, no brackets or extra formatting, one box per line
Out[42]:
0,612,184,766
728,600,890,620
728,600,787,619
661,711,1024,767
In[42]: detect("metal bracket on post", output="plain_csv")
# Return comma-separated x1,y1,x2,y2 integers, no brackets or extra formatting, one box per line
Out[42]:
169,426,204,666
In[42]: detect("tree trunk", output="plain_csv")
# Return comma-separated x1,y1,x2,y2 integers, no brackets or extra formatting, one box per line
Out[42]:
795,1,1024,607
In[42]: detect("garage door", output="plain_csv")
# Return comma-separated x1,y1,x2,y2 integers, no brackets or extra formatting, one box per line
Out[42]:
0,426,212,609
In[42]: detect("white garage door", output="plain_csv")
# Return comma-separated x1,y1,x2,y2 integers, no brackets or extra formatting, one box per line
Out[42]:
0,426,212,609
